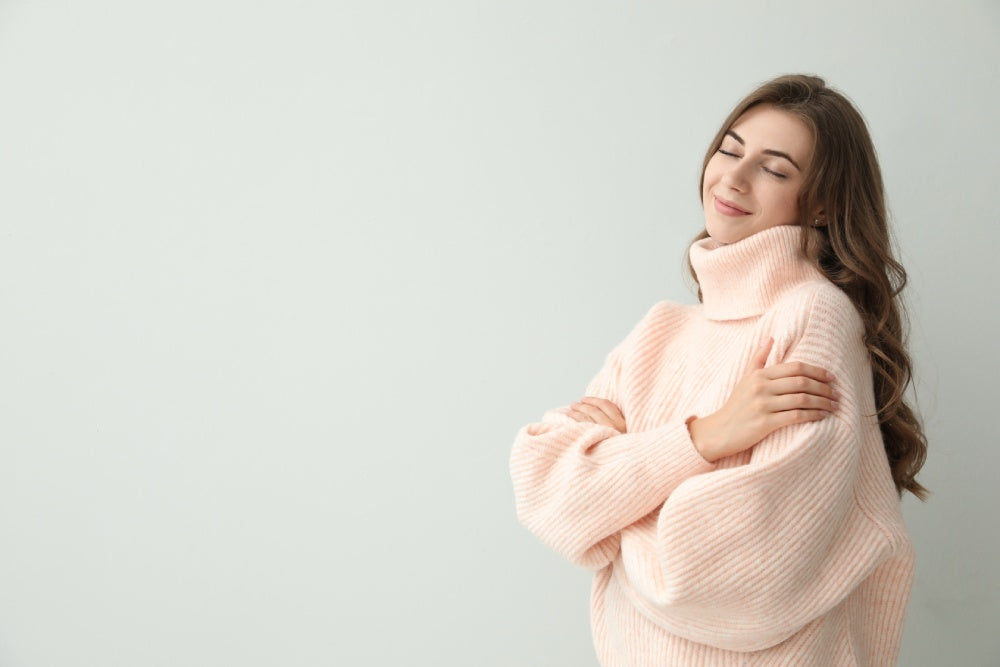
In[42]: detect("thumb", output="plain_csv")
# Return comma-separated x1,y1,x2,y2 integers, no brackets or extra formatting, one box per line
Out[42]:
750,336,773,370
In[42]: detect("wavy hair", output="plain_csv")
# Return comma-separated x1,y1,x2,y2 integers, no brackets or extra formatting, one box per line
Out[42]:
688,74,929,501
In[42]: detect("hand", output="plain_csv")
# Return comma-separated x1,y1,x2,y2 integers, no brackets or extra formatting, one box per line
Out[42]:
565,396,627,433
687,337,839,462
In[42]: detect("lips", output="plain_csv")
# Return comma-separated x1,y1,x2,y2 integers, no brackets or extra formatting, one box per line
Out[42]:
713,195,751,216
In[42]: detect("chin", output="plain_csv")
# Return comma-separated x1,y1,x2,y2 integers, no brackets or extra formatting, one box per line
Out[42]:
704,220,749,245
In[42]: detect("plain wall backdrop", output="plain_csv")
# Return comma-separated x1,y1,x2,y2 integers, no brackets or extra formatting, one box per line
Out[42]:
0,1,997,665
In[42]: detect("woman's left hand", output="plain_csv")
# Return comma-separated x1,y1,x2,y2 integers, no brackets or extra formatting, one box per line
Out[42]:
566,396,627,433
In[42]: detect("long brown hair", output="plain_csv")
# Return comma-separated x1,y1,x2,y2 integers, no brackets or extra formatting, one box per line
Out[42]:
689,74,929,501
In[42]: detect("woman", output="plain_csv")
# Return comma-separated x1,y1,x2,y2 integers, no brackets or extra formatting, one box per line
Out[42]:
509,74,929,666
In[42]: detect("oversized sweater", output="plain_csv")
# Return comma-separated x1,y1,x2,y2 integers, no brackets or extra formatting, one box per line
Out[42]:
509,223,915,666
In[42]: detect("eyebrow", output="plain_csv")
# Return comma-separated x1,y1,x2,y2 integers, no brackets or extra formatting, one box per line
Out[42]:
725,130,802,171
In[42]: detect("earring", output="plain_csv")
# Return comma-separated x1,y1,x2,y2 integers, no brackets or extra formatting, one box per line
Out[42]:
811,219,825,227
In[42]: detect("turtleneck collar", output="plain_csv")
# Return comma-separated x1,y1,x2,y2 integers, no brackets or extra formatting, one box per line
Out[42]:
688,224,828,321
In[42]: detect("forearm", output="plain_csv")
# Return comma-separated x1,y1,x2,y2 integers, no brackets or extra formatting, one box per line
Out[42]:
511,415,717,566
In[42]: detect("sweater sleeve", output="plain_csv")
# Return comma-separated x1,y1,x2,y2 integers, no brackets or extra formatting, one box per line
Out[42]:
509,302,718,571
615,287,906,652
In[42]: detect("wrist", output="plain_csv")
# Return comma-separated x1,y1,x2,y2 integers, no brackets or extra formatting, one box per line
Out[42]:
685,415,716,463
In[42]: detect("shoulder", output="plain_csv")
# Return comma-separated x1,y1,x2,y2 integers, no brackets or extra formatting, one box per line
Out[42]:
626,299,696,345
580,300,692,401
603,299,694,363
773,280,865,344
775,281,869,381
642,299,697,327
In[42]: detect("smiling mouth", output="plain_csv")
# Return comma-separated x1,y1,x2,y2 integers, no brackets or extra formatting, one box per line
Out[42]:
713,196,750,216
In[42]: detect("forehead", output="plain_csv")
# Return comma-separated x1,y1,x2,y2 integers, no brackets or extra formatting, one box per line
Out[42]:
729,104,813,163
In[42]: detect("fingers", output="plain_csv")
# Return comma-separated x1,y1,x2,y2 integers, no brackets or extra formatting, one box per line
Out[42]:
572,397,626,431
564,407,592,423
578,396,619,415
767,375,840,401
567,402,599,421
772,408,831,428
768,392,839,415
749,336,774,371
763,360,835,384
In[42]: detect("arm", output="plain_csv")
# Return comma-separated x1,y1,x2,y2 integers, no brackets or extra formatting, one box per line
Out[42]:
618,288,907,651
509,303,717,571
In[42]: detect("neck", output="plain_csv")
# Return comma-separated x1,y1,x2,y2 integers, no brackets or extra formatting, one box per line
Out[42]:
689,224,828,321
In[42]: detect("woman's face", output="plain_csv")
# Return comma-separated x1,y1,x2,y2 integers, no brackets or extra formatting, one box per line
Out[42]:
701,103,814,245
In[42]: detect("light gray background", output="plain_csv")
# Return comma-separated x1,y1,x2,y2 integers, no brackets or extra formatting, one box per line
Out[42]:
0,1,996,665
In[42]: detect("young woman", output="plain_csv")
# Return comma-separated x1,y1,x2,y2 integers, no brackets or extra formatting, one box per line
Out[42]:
509,74,928,666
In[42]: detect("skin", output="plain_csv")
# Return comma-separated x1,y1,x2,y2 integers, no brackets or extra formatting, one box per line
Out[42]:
702,103,823,244
564,104,839,462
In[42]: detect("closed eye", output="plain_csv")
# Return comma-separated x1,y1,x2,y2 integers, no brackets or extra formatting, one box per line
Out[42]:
718,148,788,179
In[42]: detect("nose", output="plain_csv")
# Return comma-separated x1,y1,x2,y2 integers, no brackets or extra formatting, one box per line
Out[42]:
720,159,750,192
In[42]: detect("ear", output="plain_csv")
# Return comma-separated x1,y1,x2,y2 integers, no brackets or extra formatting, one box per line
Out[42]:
809,206,827,227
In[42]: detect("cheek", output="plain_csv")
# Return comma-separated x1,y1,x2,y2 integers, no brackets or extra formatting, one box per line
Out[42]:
702,161,722,196
768,186,801,216
784,185,802,210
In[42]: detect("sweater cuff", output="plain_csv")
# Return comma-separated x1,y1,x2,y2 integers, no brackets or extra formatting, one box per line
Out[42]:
684,414,716,465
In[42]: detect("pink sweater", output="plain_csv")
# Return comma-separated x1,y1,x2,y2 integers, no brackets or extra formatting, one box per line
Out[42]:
509,224,915,666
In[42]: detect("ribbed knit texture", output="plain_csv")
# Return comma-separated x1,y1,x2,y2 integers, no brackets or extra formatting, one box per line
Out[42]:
509,224,915,666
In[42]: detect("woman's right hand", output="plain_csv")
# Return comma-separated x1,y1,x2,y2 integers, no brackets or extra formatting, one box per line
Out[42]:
687,337,840,462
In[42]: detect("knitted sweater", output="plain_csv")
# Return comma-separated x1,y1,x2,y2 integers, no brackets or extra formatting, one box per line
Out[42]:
509,224,915,666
